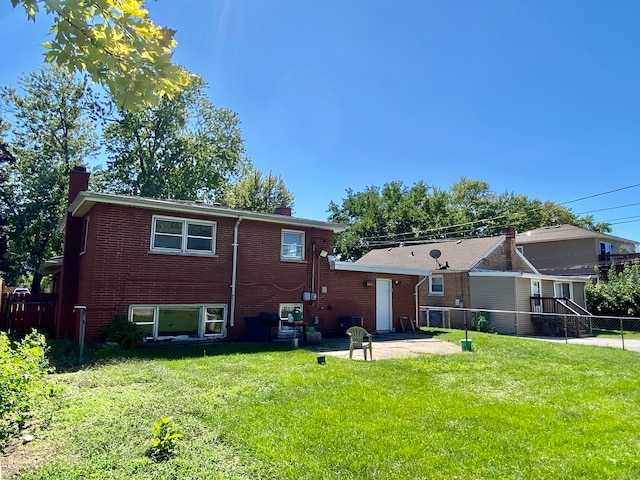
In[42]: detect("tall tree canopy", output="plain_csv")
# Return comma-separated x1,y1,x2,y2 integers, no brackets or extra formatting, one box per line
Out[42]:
222,169,294,214
0,65,99,291
328,176,610,261
11,0,189,110
93,75,250,202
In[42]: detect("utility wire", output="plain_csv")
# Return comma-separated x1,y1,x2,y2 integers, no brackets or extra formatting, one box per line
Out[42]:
356,183,640,243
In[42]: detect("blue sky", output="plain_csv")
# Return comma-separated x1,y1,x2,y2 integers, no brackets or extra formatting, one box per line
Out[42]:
1,1,639,242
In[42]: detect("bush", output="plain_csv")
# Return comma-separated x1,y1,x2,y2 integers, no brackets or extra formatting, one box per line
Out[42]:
99,314,146,350
0,330,54,447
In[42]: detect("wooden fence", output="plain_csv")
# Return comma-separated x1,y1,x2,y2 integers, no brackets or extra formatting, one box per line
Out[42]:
0,293,57,337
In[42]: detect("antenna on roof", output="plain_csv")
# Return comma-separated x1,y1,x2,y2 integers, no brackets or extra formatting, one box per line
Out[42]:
429,249,442,268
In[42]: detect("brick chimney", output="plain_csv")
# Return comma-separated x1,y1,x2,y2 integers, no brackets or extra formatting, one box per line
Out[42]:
68,165,90,205
275,206,292,216
502,225,516,271
55,165,90,338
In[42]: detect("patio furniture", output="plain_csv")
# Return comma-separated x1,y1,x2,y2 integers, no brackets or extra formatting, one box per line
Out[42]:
346,326,373,360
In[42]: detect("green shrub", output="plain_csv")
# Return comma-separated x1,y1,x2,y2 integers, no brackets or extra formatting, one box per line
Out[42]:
0,330,54,447
146,417,183,461
99,314,146,350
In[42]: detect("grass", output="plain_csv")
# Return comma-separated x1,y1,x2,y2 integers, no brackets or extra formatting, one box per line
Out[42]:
11,331,640,479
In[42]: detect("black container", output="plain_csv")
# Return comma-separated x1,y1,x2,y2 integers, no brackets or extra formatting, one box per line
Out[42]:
245,316,272,342
339,316,364,336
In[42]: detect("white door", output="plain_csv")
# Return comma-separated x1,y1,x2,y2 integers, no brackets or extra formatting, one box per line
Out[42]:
376,279,392,331
531,279,542,313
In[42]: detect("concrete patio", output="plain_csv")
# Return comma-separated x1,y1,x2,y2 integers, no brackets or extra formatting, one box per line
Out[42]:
303,331,462,360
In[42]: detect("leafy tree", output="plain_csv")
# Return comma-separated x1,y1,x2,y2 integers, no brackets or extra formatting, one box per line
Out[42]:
11,0,190,110
222,169,294,213
586,260,640,317
0,66,98,291
329,176,609,261
94,75,249,202
328,181,451,260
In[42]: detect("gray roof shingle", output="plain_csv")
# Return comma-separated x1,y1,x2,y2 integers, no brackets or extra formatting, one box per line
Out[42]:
355,236,504,271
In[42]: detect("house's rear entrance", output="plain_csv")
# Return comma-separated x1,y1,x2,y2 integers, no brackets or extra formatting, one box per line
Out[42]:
375,279,392,331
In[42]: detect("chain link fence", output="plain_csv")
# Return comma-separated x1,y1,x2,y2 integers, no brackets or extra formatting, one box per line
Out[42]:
419,306,640,352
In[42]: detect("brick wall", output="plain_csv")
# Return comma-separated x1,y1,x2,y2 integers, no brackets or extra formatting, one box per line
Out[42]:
70,201,422,340
74,203,342,340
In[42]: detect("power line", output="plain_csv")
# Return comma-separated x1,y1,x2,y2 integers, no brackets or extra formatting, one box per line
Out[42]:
352,182,640,244
576,202,640,215
559,184,640,205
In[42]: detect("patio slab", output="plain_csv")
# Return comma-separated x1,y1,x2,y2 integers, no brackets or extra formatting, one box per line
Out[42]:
304,332,461,360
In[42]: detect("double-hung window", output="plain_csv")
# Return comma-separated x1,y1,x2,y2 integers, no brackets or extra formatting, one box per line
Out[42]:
429,275,444,295
281,230,304,260
554,282,572,300
152,216,216,255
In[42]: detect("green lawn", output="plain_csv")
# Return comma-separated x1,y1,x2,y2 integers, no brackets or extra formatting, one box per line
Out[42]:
14,331,640,479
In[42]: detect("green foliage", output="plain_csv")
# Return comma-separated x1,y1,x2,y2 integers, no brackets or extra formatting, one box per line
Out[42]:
587,260,640,316
0,330,53,447
223,168,294,213
0,65,98,291
329,176,610,260
146,417,183,461
93,75,249,203
99,315,146,350
11,0,190,111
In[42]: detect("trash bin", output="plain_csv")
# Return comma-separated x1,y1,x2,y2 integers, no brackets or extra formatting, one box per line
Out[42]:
246,315,274,342
460,339,473,351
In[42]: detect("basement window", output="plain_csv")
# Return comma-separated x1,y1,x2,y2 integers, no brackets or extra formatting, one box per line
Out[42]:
129,304,228,340
151,216,216,255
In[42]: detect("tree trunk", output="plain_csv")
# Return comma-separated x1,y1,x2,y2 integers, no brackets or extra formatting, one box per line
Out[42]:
30,271,43,294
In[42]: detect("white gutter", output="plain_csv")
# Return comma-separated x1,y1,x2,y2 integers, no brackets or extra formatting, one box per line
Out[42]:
329,258,429,276
69,191,346,232
414,275,428,329
230,217,242,327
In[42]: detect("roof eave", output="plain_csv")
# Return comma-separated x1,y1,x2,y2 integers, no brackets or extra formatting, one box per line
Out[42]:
69,192,347,233
330,259,429,276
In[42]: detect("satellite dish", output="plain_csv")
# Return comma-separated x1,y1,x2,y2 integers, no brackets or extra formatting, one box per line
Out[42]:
429,249,441,259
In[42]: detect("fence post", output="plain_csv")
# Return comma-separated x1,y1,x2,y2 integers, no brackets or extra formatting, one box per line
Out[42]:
564,315,568,344
619,317,625,351
74,306,87,364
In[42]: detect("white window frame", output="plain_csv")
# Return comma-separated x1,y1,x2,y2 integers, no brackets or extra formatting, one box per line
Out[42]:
429,275,444,295
129,304,227,340
80,216,90,255
516,245,524,255
151,215,216,255
278,303,304,334
553,282,573,300
281,229,304,261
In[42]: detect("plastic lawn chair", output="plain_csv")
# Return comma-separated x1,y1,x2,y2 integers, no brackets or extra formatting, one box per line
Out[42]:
346,326,373,360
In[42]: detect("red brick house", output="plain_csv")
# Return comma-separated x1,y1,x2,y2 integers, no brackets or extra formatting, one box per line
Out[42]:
50,167,425,342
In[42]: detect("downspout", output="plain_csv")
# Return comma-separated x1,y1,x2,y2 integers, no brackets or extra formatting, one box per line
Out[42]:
230,217,243,327
414,275,428,329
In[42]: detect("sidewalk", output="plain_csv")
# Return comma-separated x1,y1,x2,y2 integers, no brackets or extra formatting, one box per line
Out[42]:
304,331,461,360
